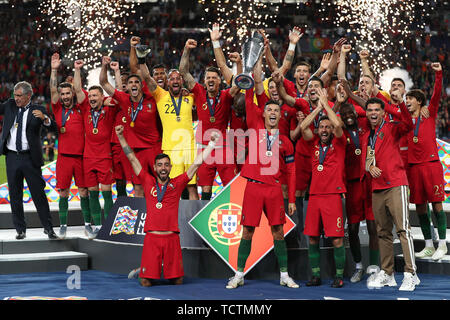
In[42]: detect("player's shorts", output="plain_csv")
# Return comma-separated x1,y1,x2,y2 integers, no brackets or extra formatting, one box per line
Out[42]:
139,232,184,280
197,145,237,187
55,153,86,189
164,148,197,185
241,179,286,227
111,143,132,182
83,157,114,188
345,178,374,224
295,152,312,192
304,193,345,238
131,144,162,185
408,160,446,204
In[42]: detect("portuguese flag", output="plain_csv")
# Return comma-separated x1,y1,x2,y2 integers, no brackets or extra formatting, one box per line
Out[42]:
189,174,295,275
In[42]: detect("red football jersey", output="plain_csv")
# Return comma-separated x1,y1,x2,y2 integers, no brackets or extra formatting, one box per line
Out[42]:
80,98,117,159
51,101,84,155
407,70,443,164
192,83,233,146
241,88,296,203
309,135,347,195
360,102,413,191
284,78,306,98
139,170,190,233
112,88,161,148
343,117,370,181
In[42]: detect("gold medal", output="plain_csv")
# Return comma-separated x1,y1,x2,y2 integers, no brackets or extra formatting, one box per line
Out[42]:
355,148,361,155
413,136,418,143
93,128,98,134
60,127,66,134
266,151,273,157
130,121,135,128
210,116,216,123
14,123,18,128
156,202,162,209
122,117,127,123
368,149,375,156
176,116,181,122
317,164,324,172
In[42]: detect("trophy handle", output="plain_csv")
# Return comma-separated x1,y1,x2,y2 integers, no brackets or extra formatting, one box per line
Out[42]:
234,73,255,90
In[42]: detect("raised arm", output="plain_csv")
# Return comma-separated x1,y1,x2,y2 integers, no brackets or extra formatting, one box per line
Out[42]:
318,88,343,138
253,53,265,96
50,53,61,104
186,132,219,179
272,69,296,107
320,38,346,87
337,44,351,80
109,61,122,90
300,104,324,141
179,39,197,91
99,56,116,97
73,60,86,104
115,125,142,176
429,62,443,117
359,49,379,96
209,23,233,84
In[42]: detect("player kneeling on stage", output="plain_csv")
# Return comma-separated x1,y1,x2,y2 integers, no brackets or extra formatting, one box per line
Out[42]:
115,125,218,286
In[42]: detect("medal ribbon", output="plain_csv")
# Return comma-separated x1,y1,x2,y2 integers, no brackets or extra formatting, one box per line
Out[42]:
348,128,361,151
170,94,182,118
156,180,169,203
266,130,279,153
368,119,385,150
90,106,103,130
413,115,421,139
61,107,73,127
309,102,323,129
206,91,220,118
129,96,144,124
318,141,330,167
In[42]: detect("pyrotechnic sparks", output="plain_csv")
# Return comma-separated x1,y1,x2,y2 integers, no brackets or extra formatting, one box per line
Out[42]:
198,0,280,52
329,0,432,76
37,0,136,68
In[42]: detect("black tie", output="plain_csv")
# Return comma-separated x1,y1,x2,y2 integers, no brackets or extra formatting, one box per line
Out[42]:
16,107,26,152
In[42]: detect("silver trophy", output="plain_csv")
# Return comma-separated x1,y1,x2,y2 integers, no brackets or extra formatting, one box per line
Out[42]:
234,31,265,90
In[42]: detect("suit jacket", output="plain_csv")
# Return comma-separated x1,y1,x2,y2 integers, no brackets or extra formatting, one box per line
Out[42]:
0,98,56,167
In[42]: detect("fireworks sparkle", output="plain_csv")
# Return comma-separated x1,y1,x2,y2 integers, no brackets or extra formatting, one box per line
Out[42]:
37,0,137,69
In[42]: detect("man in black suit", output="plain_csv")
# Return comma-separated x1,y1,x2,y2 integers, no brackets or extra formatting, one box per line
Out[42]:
0,81,58,239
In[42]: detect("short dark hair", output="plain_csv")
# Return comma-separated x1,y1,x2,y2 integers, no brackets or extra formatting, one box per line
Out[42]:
406,89,426,107
318,115,330,124
126,74,142,83
308,76,324,88
154,153,171,164
264,99,281,111
152,64,167,73
339,103,356,113
88,85,103,94
391,77,405,87
365,97,385,110
57,82,73,91
205,66,221,77
294,61,312,73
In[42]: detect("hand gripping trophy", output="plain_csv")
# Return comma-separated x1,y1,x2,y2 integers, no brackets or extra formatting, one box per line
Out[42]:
234,31,265,90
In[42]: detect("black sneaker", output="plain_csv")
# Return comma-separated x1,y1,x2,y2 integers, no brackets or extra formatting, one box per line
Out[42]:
331,277,344,288
44,229,59,240
15,232,26,240
306,276,322,286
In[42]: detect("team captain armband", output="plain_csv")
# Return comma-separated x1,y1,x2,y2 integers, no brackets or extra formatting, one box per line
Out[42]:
285,154,295,164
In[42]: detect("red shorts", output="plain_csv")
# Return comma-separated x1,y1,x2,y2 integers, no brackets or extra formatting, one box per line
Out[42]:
304,194,345,237
408,161,446,204
132,145,162,185
241,180,286,227
84,157,114,187
111,143,132,182
55,153,86,189
197,146,237,187
295,153,311,192
139,232,183,280
345,178,374,224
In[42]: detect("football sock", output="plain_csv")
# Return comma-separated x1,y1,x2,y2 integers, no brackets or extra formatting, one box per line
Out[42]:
116,182,127,197
434,210,447,240
89,191,102,225
418,212,432,240
237,238,252,272
201,192,212,201
308,243,320,277
334,245,346,279
58,196,69,226
369,249,380,266
274,239,288,273
80,196,91,224
102,191,113,218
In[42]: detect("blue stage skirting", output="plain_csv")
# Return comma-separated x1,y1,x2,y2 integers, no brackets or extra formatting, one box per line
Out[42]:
1,270,450,301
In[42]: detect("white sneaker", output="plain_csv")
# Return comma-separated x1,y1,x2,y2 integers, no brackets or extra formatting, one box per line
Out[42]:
366,265,380,284
431,244,448,261
350,268,364,283
226,274,244,289
399,272,420,291
128,267,140,279
415,246,435,258
280,276,299,288
367,270,397,289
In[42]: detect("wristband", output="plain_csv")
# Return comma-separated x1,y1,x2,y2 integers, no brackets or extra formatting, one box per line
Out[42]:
138,57,146,65
212,41,221,49
288,42,296,51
